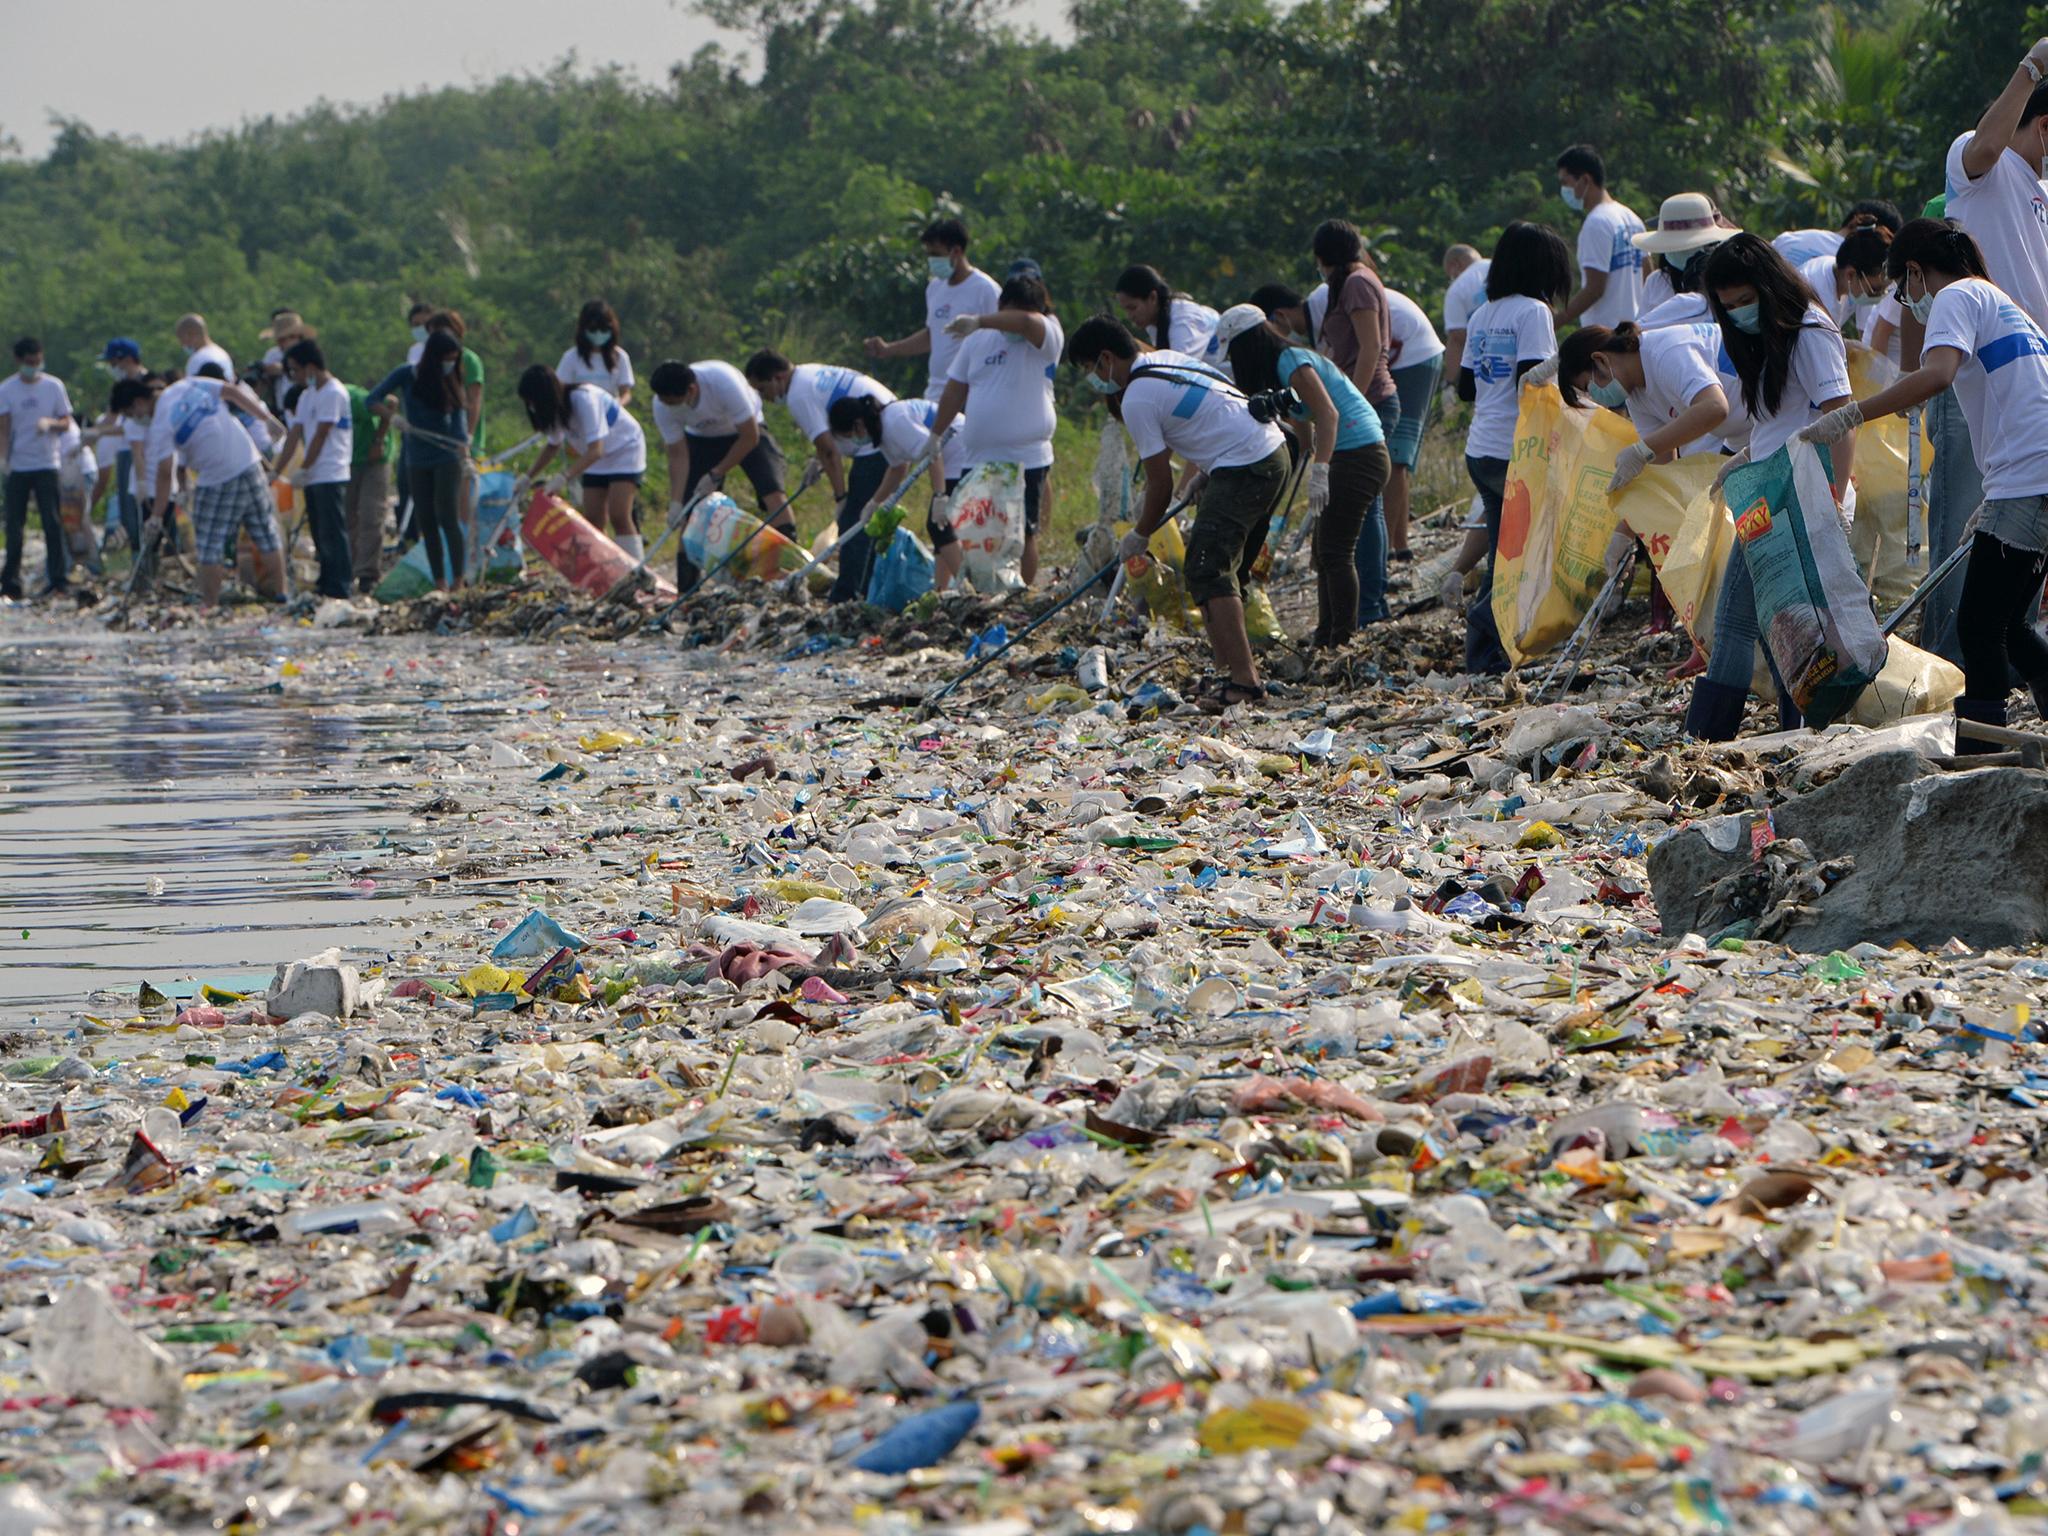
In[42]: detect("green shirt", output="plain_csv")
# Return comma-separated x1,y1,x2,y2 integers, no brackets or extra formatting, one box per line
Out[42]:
462,347,485,454
1924,193,1947,220
346,383,395,468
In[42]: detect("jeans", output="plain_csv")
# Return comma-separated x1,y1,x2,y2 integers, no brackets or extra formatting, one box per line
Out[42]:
345,461,391,593
1957,531,2048,705
1923,385,1982,666
1702,544,1798,723
1352,395,1399,623
303,481,352,598
409,459,465,586
1463,454,1511,674
3,469,66,595
826,452,890,604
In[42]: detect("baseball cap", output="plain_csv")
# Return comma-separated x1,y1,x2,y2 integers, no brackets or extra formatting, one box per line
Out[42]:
101,337,141,362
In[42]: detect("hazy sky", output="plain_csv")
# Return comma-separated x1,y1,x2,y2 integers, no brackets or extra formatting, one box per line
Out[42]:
4,0,1071,159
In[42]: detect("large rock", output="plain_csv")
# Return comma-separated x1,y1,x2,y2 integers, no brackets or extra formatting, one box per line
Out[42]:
1649,748,2048,952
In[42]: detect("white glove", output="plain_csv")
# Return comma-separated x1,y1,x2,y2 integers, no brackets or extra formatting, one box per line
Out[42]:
1603,526,1636,577
929,494,953,530
1607,440,1654,497
1710,448,1751,496
1797,403,1864,446
944,314,981,339
1181,471,1209,500
1523,356,1562,390
1438,566,1466,610
1306,461,1331,516
689,475,718,505
1118,530,1151,565
2029,35,2048,74
542,474,566,497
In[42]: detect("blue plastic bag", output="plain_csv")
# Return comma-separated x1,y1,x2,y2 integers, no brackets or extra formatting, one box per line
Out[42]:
472,471,524,582
491,910,587,961
850,1398,979,1474
865,526,934,614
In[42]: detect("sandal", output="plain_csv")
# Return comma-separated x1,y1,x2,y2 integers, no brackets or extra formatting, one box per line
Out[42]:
1200,678,1268,712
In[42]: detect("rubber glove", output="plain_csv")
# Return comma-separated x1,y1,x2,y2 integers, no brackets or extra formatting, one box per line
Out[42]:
1797,403,1864,446
1306,461,1331,516
1523,356,1562,390
1710,447,1751,497
1118,529,1151,565
1607,440,1654,497
1603,526,1635,577
944,314,980,339
929,494,953,530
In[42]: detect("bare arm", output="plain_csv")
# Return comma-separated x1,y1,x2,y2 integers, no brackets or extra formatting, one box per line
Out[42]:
1289,362,1340,464
969,311,1049,348
276,425,304,468
1563,267,1609,324
1856,346,1964,422
813,434,847,500
302,422,335,471
1134,450,1176,535
864,330,933,360
1640,384,1730,459
928,378,971,442
1348,306,1382,399
1965,39,2048,179
709,417,760,479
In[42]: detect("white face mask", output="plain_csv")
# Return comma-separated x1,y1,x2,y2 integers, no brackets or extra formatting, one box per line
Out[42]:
411,324,429,344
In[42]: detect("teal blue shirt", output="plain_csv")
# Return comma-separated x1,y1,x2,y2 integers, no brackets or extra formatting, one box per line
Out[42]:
1280,346,1382,451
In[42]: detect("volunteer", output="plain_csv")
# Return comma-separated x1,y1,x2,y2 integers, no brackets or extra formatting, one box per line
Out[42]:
125,369,287,608
1441,244,1491,383
1221,306,1389,651
90,339,149,552
1682,233,1858,741
928,270,1063,588
1795,219,2048,750
1383,285,1444,566
824,395,963,585
343,371,394,595
1772,200,1905,267
1069,315,1290,710
273,340,355,600
1112,265,1220,358
366,332,471,591
1634,193,1737,330
424,310,486,457
1920,35,2048,663
257,310,312,410
558,301,634,402
1556,145,1646,327
0,337,75,599
57,414,99,576
1798,226,1894,329
174,314,233,380
1456,221,1573,674
863,217,1002,401
1312,219,1401,624
518,364,650,562
650,359,793,589
395,302,435,546
744,351,897,602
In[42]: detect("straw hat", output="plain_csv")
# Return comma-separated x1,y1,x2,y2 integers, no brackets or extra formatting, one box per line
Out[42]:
1632,193,1740,255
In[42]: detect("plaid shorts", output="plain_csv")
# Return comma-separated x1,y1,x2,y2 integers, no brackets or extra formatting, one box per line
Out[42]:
190,465,280,563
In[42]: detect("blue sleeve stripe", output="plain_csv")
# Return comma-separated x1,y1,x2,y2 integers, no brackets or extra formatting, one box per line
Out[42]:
1979,331,2048,372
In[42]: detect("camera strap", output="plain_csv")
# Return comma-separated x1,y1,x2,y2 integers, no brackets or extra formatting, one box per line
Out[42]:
1126,362,1254,417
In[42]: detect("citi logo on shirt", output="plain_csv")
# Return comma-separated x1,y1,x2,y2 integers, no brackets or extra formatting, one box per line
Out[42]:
1474,333,1519,383
1609,229,1643,273
981,349,1010,369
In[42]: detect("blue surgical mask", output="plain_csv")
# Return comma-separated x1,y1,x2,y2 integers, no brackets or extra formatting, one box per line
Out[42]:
1561,183,1585,213
16,365,39,382
1287,331,1311,347
1590,379,1627,408
410,325,429,344
586,329,612,346
928,255,954,280
1905,288,1936,324
830,433,864,456
1085,369,1120,395
1666,245,1701,273
181,344,196,357
1726,301,1762,334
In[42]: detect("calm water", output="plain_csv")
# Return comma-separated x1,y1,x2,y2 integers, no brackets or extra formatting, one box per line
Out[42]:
0,628,509,1023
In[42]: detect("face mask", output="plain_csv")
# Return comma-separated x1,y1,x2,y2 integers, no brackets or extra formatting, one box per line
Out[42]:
442,359,458,375
16,365,39,382
1726,301,1762,334
181,344,196,357
1590,379,1627,408
1666,245,1700,274
411,325,429,344
1085,368,1120,396
1851,293,1879,311
928,255,954,280
1561,183,1585,213
1287,331,1311,347
586,330,612,346
1904,280,1936,324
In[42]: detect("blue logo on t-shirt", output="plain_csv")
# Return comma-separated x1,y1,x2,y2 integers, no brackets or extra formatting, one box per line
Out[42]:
1473,329,1520,384
1610,225,1643,274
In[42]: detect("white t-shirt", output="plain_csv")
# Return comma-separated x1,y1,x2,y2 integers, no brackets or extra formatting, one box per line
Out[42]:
1384,289,1446,369
1866,292,1905,365
183,341,233,380
924,269,1002,401
877,399,946,466
148,378,261,489
1639,292,1712,330
1147,301,1220,360
1921,276,2048,500
549,384,646,476
1947,131,2048,332
261,345,293,410
123,417,157,498
783,365,895,457
1800,254,1854,328
948,313,1063,473
1738,306,1852,462
1577,200,1647,327
1442,261,1491,334
1774,228,1844,267
653,361,763,443
57,421,95,490
1640,268,1675,314
1120,350,1286,472
406,341,425,368
557,346,635,398
292,376,354,486
1626,324,1738,455
0,373,72,471
1306,283,1330,341
1461,297,1557,459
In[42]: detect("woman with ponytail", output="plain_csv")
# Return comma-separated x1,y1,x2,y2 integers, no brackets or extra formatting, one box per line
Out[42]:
1112,265,1219,359
1798,218,2048,749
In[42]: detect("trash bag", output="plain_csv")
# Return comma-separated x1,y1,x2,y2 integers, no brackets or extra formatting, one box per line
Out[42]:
372,540,436,603
1115,517,1199,630
866,526,934,614
1243,584,1284,642
949,461,1026,594
1844,345,1934,613
679,494,803,584
523,489,679,601
1847,635,1964,725
472,470,524,583
1722,440,1888,727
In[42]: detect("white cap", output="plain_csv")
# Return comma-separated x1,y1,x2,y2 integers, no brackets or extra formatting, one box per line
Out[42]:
1212,303,1270,347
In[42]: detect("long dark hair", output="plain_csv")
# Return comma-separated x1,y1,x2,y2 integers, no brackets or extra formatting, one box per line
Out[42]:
1703,233,1828,419
1886,218,1991,284
517,364,571,432
413,331,466,413
1114,264,1178,349
1486,222,1574,307
826,394,885,443
575,299,621,369
1226,323,1290,394
1666,240,1725,295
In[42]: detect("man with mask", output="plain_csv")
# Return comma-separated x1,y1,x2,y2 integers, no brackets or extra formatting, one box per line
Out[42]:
173,314,233,380
1557,145,1646,328
0,337,74,598
743,351,896,602
863,217,1001,402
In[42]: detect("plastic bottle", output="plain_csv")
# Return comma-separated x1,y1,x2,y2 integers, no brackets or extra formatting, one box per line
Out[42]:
279,1201,407,1241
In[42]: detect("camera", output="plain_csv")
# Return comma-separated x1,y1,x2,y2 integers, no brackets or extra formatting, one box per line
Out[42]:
1245,387,1299,425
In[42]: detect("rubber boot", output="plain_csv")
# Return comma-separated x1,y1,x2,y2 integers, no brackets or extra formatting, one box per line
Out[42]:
1954,695,2008,757
1776,690,1802,733
1683,678,1749,742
